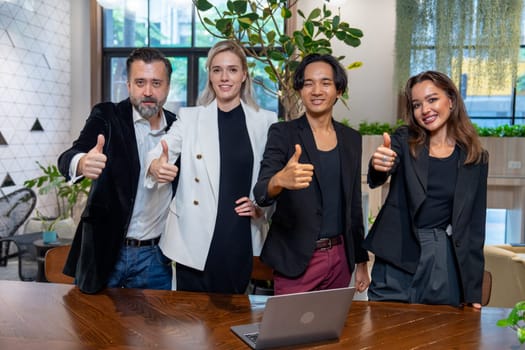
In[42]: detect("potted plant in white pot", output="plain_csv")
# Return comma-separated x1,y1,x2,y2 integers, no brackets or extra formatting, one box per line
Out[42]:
23,162,91,239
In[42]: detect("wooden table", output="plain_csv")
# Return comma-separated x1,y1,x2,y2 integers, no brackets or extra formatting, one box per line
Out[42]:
0,281,519,349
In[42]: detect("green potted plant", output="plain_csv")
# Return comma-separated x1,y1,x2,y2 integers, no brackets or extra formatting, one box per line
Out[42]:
497,301,525,345
194,0,364,120
23,162,91,239
474,124,525,137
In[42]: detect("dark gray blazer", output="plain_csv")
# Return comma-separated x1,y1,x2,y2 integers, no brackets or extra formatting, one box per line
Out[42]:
363,126,488,304
254,115,369,278
57,98,177,294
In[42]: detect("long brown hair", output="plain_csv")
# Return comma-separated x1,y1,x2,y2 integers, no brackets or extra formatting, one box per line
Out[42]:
403,71,485,164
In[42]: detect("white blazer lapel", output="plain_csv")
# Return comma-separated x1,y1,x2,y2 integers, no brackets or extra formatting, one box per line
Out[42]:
198,100,221,202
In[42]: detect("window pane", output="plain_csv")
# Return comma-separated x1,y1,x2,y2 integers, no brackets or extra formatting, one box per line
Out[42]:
103,1,149,47
194,0,229,47
461,50,514,127
150,1,192,47
485,209,507,245
198,56,207,98
110,57,128,102
166,57,188,113
108,56,188,114
248,58,279,114
514,47,525,125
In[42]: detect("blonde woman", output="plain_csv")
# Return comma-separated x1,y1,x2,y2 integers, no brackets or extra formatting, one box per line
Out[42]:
146,40,277,293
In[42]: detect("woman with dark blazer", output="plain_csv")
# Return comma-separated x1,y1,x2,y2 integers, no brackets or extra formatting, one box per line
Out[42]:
363,71,488,308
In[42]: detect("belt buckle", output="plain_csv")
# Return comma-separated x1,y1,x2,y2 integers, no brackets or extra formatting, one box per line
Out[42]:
318,237,331,250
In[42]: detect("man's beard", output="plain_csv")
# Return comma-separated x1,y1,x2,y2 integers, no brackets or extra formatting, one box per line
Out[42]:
131,96,164,120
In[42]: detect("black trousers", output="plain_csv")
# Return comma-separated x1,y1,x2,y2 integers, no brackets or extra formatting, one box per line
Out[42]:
368,228,461,306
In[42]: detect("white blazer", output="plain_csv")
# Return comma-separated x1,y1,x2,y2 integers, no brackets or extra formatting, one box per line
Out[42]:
146,100,277,271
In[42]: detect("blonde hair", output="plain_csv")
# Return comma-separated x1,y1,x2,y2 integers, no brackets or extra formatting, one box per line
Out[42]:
197,40,259,110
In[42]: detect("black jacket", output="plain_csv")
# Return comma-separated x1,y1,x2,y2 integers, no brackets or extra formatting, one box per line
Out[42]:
253,115,369,278
363,126,488,304
57,98,177,293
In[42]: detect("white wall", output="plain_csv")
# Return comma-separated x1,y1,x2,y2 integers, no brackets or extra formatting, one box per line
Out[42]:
298,0,397,126
0,0,72,217
70,0,91,140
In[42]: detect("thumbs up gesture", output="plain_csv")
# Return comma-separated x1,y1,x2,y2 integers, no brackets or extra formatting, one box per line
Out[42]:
148,140,179,183
372,132,397,172
275,144,314,190
78,134,107,179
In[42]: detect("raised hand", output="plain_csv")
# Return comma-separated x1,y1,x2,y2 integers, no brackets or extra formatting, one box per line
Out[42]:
79,134,107,180
372,132,397,172
148,140,179,183
269,144,314,196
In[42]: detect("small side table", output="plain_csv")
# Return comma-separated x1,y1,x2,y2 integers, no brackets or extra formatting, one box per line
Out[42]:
33,238,72,282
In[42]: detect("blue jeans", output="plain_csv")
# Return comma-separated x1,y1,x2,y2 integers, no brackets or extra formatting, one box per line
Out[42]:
107,244,172,290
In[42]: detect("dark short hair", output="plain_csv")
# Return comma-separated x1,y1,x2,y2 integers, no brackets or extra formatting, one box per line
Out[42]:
126,47,172,84
293,54,348,93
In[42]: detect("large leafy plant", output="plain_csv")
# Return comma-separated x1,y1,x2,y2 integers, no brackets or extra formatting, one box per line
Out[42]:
194,0,364,120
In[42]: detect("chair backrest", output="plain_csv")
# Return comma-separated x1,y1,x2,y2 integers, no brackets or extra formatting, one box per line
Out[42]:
481,270,492,306
0,188,37,238
44,245,74,284
252,256,273,281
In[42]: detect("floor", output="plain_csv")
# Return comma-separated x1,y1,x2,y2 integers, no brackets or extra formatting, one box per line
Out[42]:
0,257,24,281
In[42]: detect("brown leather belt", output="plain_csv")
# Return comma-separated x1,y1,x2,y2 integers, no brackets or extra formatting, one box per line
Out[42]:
124,237,160,247
315,235,343,250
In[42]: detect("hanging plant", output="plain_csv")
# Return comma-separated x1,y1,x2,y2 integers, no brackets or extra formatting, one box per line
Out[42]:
395,0,522,93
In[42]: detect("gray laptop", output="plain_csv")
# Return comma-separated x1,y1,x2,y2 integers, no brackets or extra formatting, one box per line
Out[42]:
231,287,355,349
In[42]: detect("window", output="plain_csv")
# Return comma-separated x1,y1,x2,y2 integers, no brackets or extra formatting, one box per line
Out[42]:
397,0,525,128
101,0,279,114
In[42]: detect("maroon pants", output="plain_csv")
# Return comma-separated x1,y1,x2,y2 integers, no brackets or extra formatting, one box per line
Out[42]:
273,243,351,295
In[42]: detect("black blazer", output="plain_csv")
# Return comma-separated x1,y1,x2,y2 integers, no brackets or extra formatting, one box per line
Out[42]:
363,126,488,304
57,98,177,294
254,116,369,278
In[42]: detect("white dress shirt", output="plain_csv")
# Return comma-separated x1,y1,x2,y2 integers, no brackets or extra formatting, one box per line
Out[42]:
69,107,172,240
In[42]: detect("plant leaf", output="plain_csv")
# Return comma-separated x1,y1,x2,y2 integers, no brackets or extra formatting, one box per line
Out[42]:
347,61,363,70
194,0,214,11
307,8,321,21
232,0,247,14
304,22,314,38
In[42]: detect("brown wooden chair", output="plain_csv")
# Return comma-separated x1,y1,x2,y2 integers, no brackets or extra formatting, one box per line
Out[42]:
44,245,74,284
481,270,492,306
252,256,273,281
251,256,273,294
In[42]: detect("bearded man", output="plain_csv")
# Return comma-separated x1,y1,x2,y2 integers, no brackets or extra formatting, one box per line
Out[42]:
58,48,177,293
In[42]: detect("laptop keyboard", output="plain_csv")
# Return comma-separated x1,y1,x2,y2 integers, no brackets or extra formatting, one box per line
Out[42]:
245,332,259,343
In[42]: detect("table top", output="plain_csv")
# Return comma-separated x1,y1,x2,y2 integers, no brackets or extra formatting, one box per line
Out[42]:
0,280,519,349
33,238,72,248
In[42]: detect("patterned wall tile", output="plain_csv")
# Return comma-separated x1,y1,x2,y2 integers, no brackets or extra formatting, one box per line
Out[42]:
0,0,71,221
